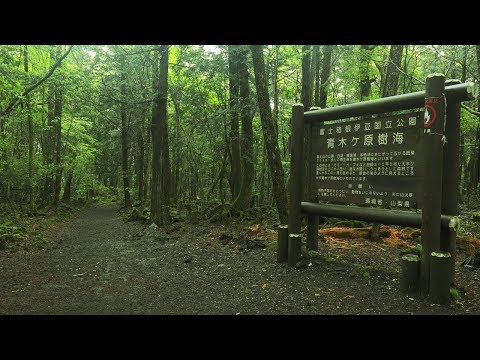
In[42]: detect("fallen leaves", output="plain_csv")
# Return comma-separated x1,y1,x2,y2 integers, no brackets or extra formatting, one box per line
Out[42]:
249,224,261,234
319,226,414,249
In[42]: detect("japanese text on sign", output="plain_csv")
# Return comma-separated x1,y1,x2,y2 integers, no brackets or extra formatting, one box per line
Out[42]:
311,110,424,208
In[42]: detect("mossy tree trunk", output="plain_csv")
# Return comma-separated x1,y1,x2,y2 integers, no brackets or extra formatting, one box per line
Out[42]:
250,45,288,224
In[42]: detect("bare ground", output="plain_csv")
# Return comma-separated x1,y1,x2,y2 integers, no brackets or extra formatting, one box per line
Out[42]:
0,204,479,315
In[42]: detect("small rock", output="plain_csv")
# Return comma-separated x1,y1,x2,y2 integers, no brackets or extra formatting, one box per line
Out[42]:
334,266,346,272
217,264,226,267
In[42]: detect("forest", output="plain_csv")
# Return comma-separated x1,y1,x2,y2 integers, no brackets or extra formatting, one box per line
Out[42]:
1,45,480,315
1,45,479,221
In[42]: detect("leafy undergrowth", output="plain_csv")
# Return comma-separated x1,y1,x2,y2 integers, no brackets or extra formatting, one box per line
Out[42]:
0,201,87,253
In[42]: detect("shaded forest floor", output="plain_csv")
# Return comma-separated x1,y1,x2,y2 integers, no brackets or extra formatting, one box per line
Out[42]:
0,203,479,315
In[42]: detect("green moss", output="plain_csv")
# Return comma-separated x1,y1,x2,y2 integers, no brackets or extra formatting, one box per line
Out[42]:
266,239,277,251
353,263,373,278
470,211,480,221
450,287,461,301
308,250,321,257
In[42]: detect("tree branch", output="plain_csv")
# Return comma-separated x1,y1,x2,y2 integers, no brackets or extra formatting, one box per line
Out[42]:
0,45,74,117
462,104,480,117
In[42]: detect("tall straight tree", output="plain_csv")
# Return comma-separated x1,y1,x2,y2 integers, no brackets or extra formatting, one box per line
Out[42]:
119,53,131,208
232,45,254,211
228,45,241,200
359,45,376,101
382,45,404,97
250,45,288,223
53,45,64,208
42,47,56,206
23,45,34,211
313,45,321,107
301,45,313,111
151,45,171,225
319,45,333,108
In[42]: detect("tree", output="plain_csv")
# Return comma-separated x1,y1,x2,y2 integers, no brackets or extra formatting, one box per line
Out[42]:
250,45,288,223
319,45,333,108
23,45,34,211
231,45,254,211
301,45,313,111
382,45,404,97
151,45,171,225
228,45,241,200
119,52,132,209
359,45,376,101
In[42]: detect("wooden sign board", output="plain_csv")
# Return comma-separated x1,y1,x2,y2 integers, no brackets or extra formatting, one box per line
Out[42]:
311,110,424,209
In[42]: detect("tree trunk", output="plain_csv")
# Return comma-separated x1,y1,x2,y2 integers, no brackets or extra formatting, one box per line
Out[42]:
273,45,280,140
319,45,333,109
173,98,181,204
62,171,73,202
382,45,404,98
151,45,171,225
158,45,171,223
359,45,375,101
42,47,56,206
24,45,34,211
228,45,241,201
250,45,288,224
120,54,131,209
137,130,145,204
313,45,321,107
301,45,313,112
53,46,63,208
232,45,254,211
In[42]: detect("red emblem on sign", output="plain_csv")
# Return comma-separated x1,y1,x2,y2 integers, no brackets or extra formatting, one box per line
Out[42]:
424,104,437,128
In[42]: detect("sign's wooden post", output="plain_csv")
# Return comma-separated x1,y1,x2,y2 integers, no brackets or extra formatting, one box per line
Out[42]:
421,74,446,293
288,104,304,235
306,214,319,252
277,225,289,262
288,104,304,266
306,106,320,252
441,81,461,285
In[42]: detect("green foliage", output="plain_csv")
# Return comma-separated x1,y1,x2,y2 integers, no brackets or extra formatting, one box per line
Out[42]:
266,239,277,251
416,244,423,256
308,250,321,257
352,263,373,278
0,221,25,242
450,287,461,301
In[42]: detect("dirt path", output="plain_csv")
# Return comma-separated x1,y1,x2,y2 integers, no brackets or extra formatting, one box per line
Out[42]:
1,204,478,314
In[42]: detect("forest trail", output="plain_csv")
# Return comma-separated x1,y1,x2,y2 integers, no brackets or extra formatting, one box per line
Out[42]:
1,204,478,315
0,205,147,314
